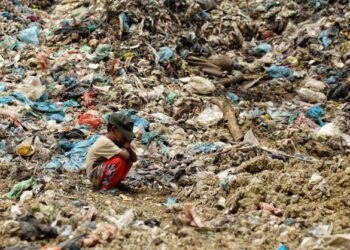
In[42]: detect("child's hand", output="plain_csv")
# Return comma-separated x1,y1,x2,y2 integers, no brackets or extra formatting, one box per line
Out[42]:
123,141,131,150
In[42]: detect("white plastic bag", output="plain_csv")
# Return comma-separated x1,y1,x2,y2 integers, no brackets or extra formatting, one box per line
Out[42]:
197,105,223,126
180,76,215,95
17,76,45,101
303,77,326,91
297,88,326,103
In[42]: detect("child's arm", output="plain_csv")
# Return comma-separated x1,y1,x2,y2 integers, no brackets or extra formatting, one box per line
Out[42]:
118,148,130,160
123,141,137,162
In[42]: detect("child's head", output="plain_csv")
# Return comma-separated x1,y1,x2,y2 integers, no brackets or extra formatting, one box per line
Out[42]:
107,113,135,144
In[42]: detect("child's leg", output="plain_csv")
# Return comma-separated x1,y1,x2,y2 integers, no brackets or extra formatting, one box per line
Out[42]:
120,161,133,181
98,156,133,190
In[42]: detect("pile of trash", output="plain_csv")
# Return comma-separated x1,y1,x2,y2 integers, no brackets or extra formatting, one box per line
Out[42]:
1,0,350,249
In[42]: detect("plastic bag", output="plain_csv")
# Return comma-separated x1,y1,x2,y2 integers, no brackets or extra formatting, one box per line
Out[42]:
303,77,326,91
157,47,174,63
146,85,164,100
45,158,63,170
141,132,169,154
6,177,35,199
31,102,60,113
306,104,325,126
190,143,221,154
0,96,15,104
17,76,46,101
180,76,216,95
310,224,333,238
45,135,99,171
119,12,130,32
305,0,329,9
197,105,223,126
1,36,18,50
267,65,291,79
78,112,102,129
163,198,176,207
166,92,180,105
118,110,150,130
12,92,33,105
57,75,76,87
315,123,350,147
94,44,111,61
278,244,288,250
48,113,65,123
316,123,341,140
252,43,272,55
64,100,80,108
297,88,327,103
226,92,239,102
318,29,335,48
18,25,40,46
0,84,6,92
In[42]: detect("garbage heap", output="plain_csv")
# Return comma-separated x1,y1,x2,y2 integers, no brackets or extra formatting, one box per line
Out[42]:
1,0,350,249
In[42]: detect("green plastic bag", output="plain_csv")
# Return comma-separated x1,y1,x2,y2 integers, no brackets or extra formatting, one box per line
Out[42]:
6,177,35,199
1,36,18,50
95,44,111,61
166,92,179,105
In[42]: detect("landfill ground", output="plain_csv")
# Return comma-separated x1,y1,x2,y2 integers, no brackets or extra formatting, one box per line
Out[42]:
2,0,350,249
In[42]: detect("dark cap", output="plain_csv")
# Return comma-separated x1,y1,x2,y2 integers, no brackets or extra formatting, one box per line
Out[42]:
108,113,135,141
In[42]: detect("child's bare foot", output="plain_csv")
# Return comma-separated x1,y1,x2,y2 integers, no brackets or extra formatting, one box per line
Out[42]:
115,182,134,193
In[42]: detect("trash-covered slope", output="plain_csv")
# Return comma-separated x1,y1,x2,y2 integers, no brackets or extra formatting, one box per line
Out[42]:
1,0,350,249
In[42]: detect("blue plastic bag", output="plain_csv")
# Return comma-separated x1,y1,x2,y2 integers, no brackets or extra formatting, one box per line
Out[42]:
59,139,74,151
141,132,168,154
1,12,14,20
133,116,150,130
278,244,289,250
252,43,272,55
141,132,162,144
305,0,329,9
58,75,76,87
318,29,336,48
18,25,40,46
190,143,221,154
64,135,99,171
314,64,327,74
226,92,239,102
14,66,26,76
250,108,264,118
163,198,176,207
267,65,291,79
307,104,325,126
119,12,130,31
12,0,22,6
45,135,99,171
200,10,210,19
64,100,80,108
0,84,6,92
12,92,33,105
45,158,63,170
0,96,15,104
325,76,337,84
118,110,150,130
48,113,65,123
157,47,174,63
31,102,61,113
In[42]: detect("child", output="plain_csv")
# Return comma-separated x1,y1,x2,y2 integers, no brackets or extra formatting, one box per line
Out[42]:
85,113,137,191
